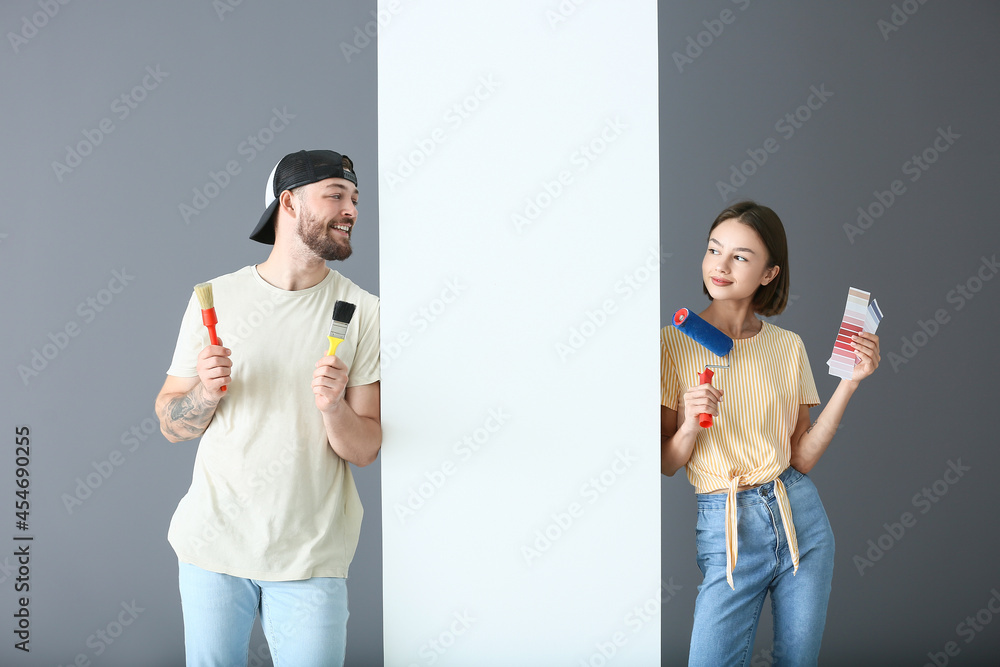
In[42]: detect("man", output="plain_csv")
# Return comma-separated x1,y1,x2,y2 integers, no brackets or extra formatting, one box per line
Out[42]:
154,149,381,666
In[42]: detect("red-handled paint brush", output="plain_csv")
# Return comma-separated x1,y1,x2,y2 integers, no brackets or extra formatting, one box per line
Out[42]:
194,282,226,392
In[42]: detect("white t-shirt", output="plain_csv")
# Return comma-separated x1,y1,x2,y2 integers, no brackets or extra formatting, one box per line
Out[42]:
165,265,380,580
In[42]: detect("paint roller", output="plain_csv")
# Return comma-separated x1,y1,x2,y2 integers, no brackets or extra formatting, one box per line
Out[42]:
672,308,734,428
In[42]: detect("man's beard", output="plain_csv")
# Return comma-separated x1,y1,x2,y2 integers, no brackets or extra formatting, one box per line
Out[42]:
297,207,352,262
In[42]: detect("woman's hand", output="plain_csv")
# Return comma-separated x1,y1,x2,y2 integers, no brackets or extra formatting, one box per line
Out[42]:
850,332,880,384
679,381,723,434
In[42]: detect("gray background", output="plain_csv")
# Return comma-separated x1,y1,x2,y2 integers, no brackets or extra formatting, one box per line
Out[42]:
0,1,382,665
0,1,997,666
657,1,1000,666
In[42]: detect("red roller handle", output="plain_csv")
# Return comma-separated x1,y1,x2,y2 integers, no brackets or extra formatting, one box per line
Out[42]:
697,367,714,428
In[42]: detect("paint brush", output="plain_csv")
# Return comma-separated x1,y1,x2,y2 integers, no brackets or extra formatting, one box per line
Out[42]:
326,300,357,356
672,308,733,427
194,282,226,392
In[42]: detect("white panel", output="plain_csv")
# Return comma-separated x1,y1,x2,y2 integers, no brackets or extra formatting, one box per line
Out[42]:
380,2,660,664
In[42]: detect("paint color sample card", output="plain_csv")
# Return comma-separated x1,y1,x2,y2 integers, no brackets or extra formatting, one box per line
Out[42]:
828,287,883,379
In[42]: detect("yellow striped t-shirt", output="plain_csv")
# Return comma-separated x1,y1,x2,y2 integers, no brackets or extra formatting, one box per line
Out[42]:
661,320,820,589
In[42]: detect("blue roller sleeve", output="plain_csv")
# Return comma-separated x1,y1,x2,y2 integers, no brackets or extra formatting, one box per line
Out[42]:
672,308,734,357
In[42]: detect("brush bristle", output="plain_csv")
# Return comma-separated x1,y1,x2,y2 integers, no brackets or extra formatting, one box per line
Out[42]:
331,300,356,325
194,282,215,309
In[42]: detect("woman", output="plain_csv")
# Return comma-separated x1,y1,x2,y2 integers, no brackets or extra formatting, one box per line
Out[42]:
661,201,880,666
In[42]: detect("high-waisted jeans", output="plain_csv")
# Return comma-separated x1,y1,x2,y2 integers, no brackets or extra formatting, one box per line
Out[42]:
689,467,835,667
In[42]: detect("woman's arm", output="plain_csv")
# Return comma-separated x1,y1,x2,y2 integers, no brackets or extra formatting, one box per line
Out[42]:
661,382,722,476
790,332,880,473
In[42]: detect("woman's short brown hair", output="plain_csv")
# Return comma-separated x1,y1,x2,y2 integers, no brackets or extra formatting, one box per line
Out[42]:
702,201,790,317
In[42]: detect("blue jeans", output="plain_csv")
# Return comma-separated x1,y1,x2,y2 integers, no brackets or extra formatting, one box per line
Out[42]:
689,467,835,667
178,562,349,667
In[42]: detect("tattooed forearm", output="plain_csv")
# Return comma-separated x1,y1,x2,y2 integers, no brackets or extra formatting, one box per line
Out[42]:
158,384,219,441
791,381,857,474
804,419,844,440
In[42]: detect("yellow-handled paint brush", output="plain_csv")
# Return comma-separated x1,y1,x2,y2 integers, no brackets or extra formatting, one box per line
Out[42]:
327,300,357,356
194,282,226,392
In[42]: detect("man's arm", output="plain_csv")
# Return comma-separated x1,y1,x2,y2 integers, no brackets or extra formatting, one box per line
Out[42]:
154,343,231,443
327,381,382,466
155,376,221,442
312,355,381,466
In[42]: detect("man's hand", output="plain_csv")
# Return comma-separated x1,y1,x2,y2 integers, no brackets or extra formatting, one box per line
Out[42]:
312,354,381,466
312,355,349,413
197,341,231,400
156,340,231,444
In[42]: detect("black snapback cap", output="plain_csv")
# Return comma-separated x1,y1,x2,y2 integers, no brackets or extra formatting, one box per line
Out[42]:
249,150,358,245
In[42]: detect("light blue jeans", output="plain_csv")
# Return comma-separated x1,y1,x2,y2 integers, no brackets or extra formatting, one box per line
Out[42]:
178,562,349,667
689,467,835,667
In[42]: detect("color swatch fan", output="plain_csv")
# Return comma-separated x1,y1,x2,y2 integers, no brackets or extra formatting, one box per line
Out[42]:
827,287,883,379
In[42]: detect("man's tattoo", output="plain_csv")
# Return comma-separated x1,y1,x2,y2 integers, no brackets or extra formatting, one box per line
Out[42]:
161,386,217,439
